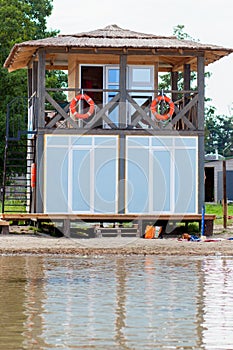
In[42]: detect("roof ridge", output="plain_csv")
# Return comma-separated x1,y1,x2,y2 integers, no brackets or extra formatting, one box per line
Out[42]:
58,24,176,40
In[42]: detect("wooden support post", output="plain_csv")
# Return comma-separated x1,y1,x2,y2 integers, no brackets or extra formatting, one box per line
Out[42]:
32,61,38,96
119,54,127,128
154,62,159,96
63,219,71,238
35,131,44,213
222,159,227,229
137,220,143,238
28,68,33,99
184,64,191,103
68,55,78,101
171,71,178,102
197,55,205,214
118,134,125,214
204,219,214,236
37,48,46,128
0,220,10,235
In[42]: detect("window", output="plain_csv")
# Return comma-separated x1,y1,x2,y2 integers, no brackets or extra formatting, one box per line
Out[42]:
126,136,197,214
44,135,118,213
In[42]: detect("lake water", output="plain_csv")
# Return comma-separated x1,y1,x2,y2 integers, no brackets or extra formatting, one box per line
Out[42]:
0,255,233,349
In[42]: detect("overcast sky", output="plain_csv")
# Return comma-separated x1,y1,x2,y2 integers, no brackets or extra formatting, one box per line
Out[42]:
47,0,233,116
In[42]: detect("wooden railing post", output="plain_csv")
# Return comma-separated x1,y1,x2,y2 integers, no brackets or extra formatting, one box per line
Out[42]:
119,54,127,128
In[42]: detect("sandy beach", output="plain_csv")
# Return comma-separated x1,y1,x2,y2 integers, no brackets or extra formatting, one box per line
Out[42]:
1,224,233,256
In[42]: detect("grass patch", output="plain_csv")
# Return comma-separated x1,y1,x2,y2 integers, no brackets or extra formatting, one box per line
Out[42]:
0,201,26,213
205,203,233,226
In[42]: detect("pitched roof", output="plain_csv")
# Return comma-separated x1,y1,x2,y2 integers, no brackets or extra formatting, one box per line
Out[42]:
4,24,233,72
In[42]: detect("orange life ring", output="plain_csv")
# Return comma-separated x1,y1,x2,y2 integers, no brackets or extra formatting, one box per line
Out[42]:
150,95,175,121
70,94,95,119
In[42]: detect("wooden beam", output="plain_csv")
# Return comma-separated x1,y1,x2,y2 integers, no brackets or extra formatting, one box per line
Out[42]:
37,48,46,128
170,94,198,129
173,57,197,72
68,55,78,101
197,55,205,213
46,65,68,70
32,61,38,95
84,93,120,129
27,67,32,99
119,54,127,128
171,71,178,101
45,92,78,128
126,93,160,130
35,127,204,136
46,103,71,129
0,213,216,221
154,62,159,97
35,132,44,213
118,135,125,213
222,159,227,229
184,64,191,121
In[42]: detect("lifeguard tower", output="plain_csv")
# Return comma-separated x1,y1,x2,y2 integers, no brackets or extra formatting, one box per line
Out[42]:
2,25,232,236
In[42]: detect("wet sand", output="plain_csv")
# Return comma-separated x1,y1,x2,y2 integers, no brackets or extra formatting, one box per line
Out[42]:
1,227,233,256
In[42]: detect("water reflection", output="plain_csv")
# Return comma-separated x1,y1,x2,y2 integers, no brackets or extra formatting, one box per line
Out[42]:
0,255,233,349
0,256,46,349
202,258,233,349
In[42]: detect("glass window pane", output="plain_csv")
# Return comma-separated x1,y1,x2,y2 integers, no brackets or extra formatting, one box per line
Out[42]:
175,149,196,213
108,84,119,90
72,150,90,212
127,148,149,213
132,68,151,83
152,137,173,147
127,137,149,147
108,69,119,83
153,151,170,211
94,148,117,213
47,136,69,146
94,136,117,146
71,136,92,146
175,137,196,147
45,148,68,212
107,105,119,125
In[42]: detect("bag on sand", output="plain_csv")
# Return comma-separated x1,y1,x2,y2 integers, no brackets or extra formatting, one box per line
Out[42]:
145,225,162,239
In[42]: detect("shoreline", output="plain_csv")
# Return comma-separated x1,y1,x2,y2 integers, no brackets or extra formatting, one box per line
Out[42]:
1,231,233,256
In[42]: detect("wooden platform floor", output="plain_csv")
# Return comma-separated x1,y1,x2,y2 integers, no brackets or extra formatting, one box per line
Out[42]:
0,213,216,221
0,213,216,237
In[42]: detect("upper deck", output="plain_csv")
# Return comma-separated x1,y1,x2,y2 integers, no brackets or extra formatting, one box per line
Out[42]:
4,24,233,136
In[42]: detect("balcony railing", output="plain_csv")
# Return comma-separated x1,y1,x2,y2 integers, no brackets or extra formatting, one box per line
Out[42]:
40,88,199,131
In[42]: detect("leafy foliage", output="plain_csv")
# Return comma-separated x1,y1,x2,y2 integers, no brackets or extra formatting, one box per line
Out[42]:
160,25,233,157
205,108,233,156
0,0,58,182
46,70,68,106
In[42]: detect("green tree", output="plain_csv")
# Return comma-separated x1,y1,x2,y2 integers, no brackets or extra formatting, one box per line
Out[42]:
0,0,57,182
205,109,233,156
160,25,233,157
159,25,211,91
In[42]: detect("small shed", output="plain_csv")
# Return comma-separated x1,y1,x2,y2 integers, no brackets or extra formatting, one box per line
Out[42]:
205,157,233,203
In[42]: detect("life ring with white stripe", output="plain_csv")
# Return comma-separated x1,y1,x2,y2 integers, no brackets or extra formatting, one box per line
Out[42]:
70,94,95,119
150,95,175,121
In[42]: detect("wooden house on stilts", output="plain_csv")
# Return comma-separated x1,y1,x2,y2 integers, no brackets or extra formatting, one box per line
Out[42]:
2,25,233,236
